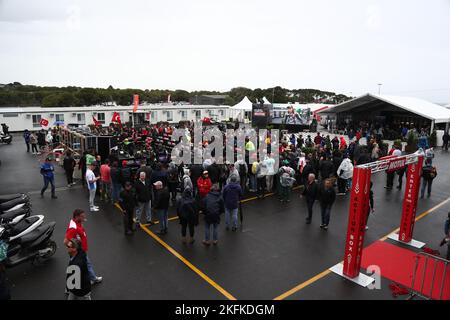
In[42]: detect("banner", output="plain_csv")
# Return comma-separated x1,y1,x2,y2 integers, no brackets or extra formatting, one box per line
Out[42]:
40,118,49,127
133,94,139,113
343,167,372,278
399,156,424,243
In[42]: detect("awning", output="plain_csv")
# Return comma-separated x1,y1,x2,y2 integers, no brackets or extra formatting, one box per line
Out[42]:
321,93,450,123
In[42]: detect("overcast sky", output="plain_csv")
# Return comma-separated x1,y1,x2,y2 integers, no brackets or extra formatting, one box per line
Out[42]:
0,0,449,102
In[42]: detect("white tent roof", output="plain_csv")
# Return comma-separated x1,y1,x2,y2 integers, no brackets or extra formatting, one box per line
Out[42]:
322,93,450,123
262,97,271,104
232,96,253,111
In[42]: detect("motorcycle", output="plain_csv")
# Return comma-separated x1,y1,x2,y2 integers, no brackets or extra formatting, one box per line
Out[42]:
0,195,31,214
0,133,12,145
0,216,57,267
2,215,44,242
0,207,32,226
0,194,29,204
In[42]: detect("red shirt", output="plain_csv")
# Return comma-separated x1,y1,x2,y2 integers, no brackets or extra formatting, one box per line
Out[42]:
100,164,111,183
197,177,212,198
66,219,88,252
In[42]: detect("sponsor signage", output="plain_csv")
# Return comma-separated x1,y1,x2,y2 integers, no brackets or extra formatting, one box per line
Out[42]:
343,167,371,278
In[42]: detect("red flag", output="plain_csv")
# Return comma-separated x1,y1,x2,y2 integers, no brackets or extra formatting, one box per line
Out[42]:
92,116,101,127
133,94,139,113
111,112,121,124
40,118,49,127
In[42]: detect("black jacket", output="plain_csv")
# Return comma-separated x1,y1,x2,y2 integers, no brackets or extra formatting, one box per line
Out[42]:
110,167,121,184
302,163,316,182
357,153,371,165
167,166,179,186
332,156,343,175
151,169,168,187
202,191,225,224
177,195,198,225
303,181,319,202
66,250,91,297
153,187,170,210
136,166,152,185
190,164,203,185
422,165,437,181
319,186,336,206
119,189,136,214
63,156,76,172
207,163,221,184
134,180,152,203
121,167,132,184
319,160,334,180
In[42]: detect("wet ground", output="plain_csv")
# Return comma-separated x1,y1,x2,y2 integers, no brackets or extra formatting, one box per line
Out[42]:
0,135,449,300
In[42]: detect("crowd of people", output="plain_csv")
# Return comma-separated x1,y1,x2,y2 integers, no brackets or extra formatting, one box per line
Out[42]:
11,120,448,300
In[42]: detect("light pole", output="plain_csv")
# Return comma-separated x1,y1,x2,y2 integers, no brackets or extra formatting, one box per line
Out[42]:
377,83,382,95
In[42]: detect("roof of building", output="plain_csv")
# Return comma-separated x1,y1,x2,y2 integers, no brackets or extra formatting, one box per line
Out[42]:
321,93,450,123
0,104,231,114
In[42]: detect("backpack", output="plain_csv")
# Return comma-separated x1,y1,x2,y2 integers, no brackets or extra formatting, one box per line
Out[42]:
251,162,258,175
429,167,437,179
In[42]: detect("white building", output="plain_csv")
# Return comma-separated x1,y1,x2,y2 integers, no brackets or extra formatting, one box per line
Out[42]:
0,103,232,132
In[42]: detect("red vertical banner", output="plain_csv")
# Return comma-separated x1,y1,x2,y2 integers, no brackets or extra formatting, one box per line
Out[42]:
343,167,372,278
399,156,424,243
133,94,139,113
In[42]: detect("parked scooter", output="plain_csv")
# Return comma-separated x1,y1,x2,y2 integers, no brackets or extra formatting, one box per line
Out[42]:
0,207,32,226
0,195,31,214
0,194,29,204
0,216,57,267
0,132,12,144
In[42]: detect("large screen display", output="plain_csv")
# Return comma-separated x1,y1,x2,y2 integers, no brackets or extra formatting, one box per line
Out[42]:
270,104,311,125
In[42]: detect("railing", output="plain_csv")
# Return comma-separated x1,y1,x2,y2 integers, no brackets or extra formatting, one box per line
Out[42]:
409,252,449,300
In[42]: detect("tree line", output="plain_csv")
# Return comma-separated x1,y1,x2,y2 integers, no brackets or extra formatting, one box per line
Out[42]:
0,82,351,108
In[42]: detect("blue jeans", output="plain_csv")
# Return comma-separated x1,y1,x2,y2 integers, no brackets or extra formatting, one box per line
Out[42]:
41,177,55,196
420,178,433,197
320,204,332,226
86,255,97,281
225,208,238,229
205,223,218,241
156,208,168,231
249,174,256,191
112,183,122,203
136,201,152,223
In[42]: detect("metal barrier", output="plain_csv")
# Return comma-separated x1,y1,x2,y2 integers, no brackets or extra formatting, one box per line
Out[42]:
409,252,449,300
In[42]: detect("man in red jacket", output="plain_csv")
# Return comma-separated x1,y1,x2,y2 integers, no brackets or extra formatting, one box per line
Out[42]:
197,171,212,199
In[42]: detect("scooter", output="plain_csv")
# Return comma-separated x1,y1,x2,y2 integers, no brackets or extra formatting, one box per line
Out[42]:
1,215,44,242
0,220,57,267
0,196,31,214
0,207,32,226
0,133,12,144
0,194,29,204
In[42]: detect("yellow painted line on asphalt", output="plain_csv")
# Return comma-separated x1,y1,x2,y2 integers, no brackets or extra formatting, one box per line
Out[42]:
140,224,237,300
114,202,178,224
380,196,450,241
273,269,332,300
273,196,450,300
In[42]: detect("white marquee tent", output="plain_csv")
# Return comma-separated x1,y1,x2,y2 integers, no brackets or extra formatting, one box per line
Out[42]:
232,96,253,111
